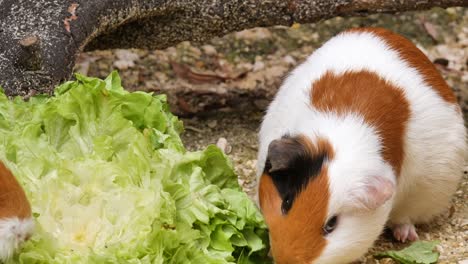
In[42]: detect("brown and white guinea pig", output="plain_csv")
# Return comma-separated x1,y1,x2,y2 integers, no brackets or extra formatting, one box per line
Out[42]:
256,27,466,264
0,161,34,261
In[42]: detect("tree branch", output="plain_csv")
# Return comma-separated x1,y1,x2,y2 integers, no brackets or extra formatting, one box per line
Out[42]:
0,0,466,96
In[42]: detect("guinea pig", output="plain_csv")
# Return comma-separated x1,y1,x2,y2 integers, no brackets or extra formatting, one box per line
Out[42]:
0,161,34,261
256,27,466,264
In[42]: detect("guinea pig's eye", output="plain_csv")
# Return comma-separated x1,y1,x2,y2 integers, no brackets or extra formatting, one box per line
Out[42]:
322,215,338,235
281,194,293,214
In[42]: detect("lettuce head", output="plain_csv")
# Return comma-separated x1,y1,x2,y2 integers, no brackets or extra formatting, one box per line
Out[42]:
0,72,270,263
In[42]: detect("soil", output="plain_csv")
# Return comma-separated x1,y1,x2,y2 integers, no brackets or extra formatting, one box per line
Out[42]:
76,7,468,263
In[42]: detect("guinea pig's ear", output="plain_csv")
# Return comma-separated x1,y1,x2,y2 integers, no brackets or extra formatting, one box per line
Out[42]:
349,176,395,211
265,137,304,174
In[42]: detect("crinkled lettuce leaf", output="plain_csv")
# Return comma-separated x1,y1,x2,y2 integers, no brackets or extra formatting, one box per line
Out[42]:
0,72,270,264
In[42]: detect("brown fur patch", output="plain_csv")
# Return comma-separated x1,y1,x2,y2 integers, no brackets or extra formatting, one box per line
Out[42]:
302,136,335,161
346,27,457,104
259,136,333,264
0,161,32,219
311,70,410,176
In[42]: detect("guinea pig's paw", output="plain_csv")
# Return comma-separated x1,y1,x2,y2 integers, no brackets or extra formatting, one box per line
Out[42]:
392,223,419,243
0,217,34,261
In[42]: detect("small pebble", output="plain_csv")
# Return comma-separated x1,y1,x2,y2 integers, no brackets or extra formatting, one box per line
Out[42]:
379,258,395,264
254,99,269,109
216,137,232,154
113,60,135,70
253,60,265,72
436,245,444,254
201,45,217,56
238,178,245,185
282,55,297,65
207,120,217,128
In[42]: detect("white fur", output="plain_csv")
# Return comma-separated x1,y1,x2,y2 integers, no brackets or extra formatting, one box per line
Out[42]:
257,30,466,264
0,217,34,261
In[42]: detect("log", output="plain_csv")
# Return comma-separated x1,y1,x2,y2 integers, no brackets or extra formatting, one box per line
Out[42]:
0,0,466,96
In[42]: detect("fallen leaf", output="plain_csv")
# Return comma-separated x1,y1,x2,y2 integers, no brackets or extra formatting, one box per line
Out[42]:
375,241,440,264
176,97,194,114
423,21,439,42
64,3,79,32
170,61,246,84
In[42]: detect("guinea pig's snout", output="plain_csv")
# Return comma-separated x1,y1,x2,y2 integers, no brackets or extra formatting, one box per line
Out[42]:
16,232,31,243
259,135,333,264
259,172,330,264
9,217,35,247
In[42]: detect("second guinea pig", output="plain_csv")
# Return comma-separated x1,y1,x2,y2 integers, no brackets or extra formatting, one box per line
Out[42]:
256,27,466,264
0,161,34,261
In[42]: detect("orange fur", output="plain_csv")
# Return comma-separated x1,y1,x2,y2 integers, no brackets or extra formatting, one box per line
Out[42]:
346,27,457,105
259,137,333,264
0,162,31,219
311,70,410,176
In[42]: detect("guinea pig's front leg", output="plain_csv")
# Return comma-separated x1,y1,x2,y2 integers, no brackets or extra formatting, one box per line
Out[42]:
391,223,419,243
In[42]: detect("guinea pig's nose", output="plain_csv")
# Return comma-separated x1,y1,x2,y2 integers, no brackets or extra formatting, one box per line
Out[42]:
16,232,32,242
24,233,32,241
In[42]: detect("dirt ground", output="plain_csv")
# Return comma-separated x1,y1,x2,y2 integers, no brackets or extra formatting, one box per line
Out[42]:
77,7,467,263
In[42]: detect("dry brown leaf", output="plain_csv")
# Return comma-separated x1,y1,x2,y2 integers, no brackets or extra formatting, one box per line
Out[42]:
170,61,246,84
64,3,79,33
422,20,439,42
176,97,194,113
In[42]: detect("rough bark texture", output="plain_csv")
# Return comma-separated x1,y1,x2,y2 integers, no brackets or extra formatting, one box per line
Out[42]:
0,0,466,96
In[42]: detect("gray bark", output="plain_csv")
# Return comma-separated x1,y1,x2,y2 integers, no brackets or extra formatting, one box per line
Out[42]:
0,0,466,96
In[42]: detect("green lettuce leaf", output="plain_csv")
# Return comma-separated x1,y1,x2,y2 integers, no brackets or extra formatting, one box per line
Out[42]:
0,71,270,264
375,241,440,264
